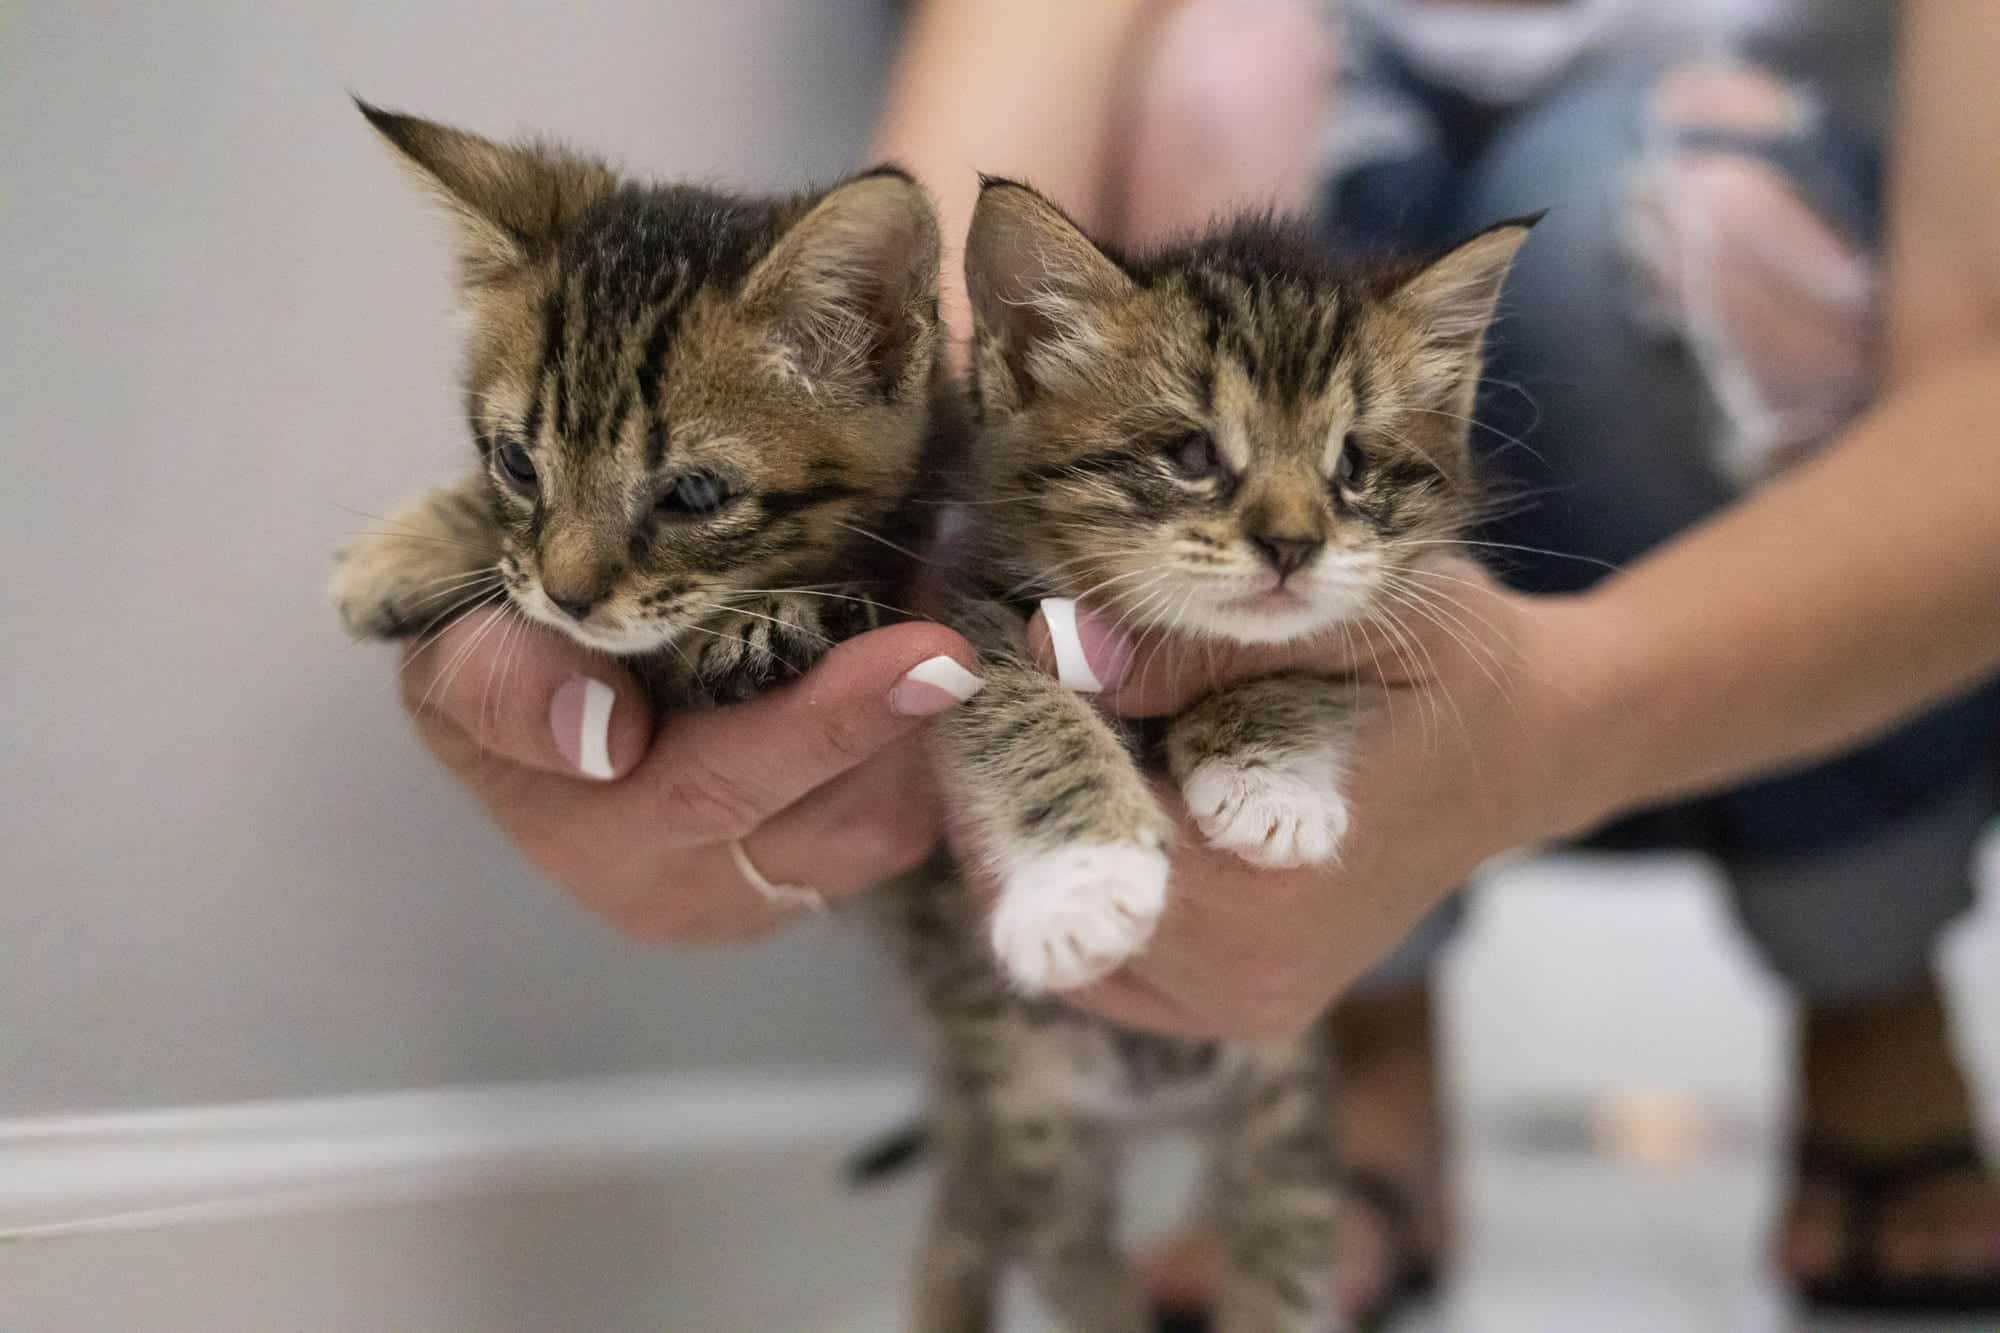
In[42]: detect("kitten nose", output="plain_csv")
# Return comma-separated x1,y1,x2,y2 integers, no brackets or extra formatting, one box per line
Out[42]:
1251,535,1322,579
548,590,602,621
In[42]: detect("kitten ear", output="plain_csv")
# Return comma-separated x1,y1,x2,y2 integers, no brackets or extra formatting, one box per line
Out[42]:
1390,214,1539,356
740,168,942,401
356,99,616,283
964,178,1137,399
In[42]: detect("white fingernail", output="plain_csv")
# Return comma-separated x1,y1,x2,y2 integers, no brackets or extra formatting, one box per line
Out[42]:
579,678,615,779
903,655,985,701
1040,597,1102,692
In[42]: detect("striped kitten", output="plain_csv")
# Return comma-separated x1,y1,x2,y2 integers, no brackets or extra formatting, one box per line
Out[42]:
889,181,1530,1331
328,104,944,704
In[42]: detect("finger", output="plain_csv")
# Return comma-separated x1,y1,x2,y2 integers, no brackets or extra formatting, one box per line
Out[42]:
1027,562,1500,715
1026,598,1359,717
635,621,981,845
424,737,934,945
418,623,976,936
401,608,652,780
735,736,943,898
608,738,943,941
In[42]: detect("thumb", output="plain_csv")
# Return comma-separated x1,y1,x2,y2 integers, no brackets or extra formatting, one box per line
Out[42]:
630,621,984,845
1026,597,1363,716
401,608,652,780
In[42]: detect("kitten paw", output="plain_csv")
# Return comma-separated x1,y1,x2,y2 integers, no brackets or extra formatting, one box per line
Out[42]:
988,844,1170,993
327,530,497,641
1182,757,1349,869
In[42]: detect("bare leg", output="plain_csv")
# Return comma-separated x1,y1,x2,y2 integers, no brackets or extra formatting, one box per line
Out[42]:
1783,976,2000,1283
1106,0,1333,249
1622,59,1878,485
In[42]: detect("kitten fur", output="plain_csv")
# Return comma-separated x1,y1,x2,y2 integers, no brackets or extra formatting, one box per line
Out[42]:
883,180,1530,1331
327,103,1529,1331
328,102,946,705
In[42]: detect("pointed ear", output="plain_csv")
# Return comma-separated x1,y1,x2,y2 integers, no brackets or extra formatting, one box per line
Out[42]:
356,99,616,283
1390,214,1538,357
740,168,942,401
964,178,1136,399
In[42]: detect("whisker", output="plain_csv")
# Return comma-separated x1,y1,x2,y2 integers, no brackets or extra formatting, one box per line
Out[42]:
396,586,507,670
673,619,807,680
829,520,929,565
416,592,514,720
1387,537,1622,575
694,601,834,648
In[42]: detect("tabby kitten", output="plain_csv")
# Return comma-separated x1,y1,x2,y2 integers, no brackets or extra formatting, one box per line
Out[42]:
887,181,1530,1332
328,103,943,704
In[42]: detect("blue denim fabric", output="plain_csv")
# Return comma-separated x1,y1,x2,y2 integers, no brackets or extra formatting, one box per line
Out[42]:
1327,49,1996,999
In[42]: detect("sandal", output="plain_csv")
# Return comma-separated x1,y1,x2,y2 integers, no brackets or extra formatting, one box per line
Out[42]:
1792,1134,2000,1315
1151,1166,1441,1333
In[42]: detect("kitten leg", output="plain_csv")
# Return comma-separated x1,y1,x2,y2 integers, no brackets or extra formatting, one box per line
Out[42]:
327,473,505,640
940,659,1173,993
1213,1037,1343,1333
1167,674,1354,869
911,1127,1000,1333
990,1111,1148,1333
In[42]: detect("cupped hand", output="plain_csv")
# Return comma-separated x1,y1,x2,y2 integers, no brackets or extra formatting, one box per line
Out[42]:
1013,561,1625,1038
399,611,979,941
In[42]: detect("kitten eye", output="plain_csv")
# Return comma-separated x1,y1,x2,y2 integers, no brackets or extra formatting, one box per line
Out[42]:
1335,434,1363,490
1164,430,1221,479
657,470,735,519
495,436,538,489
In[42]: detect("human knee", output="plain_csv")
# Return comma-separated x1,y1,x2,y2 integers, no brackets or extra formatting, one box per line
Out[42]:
1122,0,1333,238
1725,778,1989,1005
1632,61,1867,280
1622,59,1879,479
1647,58,1807,137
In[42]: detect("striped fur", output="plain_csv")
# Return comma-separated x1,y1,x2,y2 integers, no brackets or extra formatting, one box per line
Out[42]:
328,104,945,705
890,181,1531,1332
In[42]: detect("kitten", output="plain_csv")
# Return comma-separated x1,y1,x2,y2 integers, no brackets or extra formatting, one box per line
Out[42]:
886,180,1531,1331
328,103,944,705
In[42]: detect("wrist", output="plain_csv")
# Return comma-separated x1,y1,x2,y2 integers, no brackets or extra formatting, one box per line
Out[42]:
1510,585,1658,844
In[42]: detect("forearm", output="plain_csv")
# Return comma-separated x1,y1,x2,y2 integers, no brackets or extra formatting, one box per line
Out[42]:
871,0,1151,347
1576,346,2000,827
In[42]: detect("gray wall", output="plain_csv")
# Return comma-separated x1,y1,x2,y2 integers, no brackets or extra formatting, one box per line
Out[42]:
1,1,915,1116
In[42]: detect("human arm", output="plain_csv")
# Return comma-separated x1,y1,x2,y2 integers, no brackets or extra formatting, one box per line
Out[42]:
1578,0,2000,814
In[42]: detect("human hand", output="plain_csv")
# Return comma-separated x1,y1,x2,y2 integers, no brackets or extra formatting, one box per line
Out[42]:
1004,561,1624,1037
398,611,980,941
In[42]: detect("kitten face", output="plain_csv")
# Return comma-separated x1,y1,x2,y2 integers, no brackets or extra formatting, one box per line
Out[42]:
964,181,1530,644
361,104,939,655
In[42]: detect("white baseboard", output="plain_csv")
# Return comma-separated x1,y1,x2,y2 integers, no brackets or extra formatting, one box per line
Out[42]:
0,1070,920,1241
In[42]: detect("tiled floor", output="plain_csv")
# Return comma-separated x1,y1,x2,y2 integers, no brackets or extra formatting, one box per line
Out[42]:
8,847,1995,1331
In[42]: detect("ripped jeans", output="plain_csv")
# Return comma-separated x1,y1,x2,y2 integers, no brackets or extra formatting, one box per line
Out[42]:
1329,46,1998,1001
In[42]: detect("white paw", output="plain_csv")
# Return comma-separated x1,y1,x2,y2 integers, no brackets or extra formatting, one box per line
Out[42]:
988,844,1170,993
1182,756,1349,869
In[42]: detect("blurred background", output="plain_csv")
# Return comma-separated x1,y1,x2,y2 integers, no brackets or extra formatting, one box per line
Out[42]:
1,3,1994,1331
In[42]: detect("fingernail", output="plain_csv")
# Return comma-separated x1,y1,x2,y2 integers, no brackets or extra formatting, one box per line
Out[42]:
1040,598,1130,693
551,676,617,779
891,655,985,716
